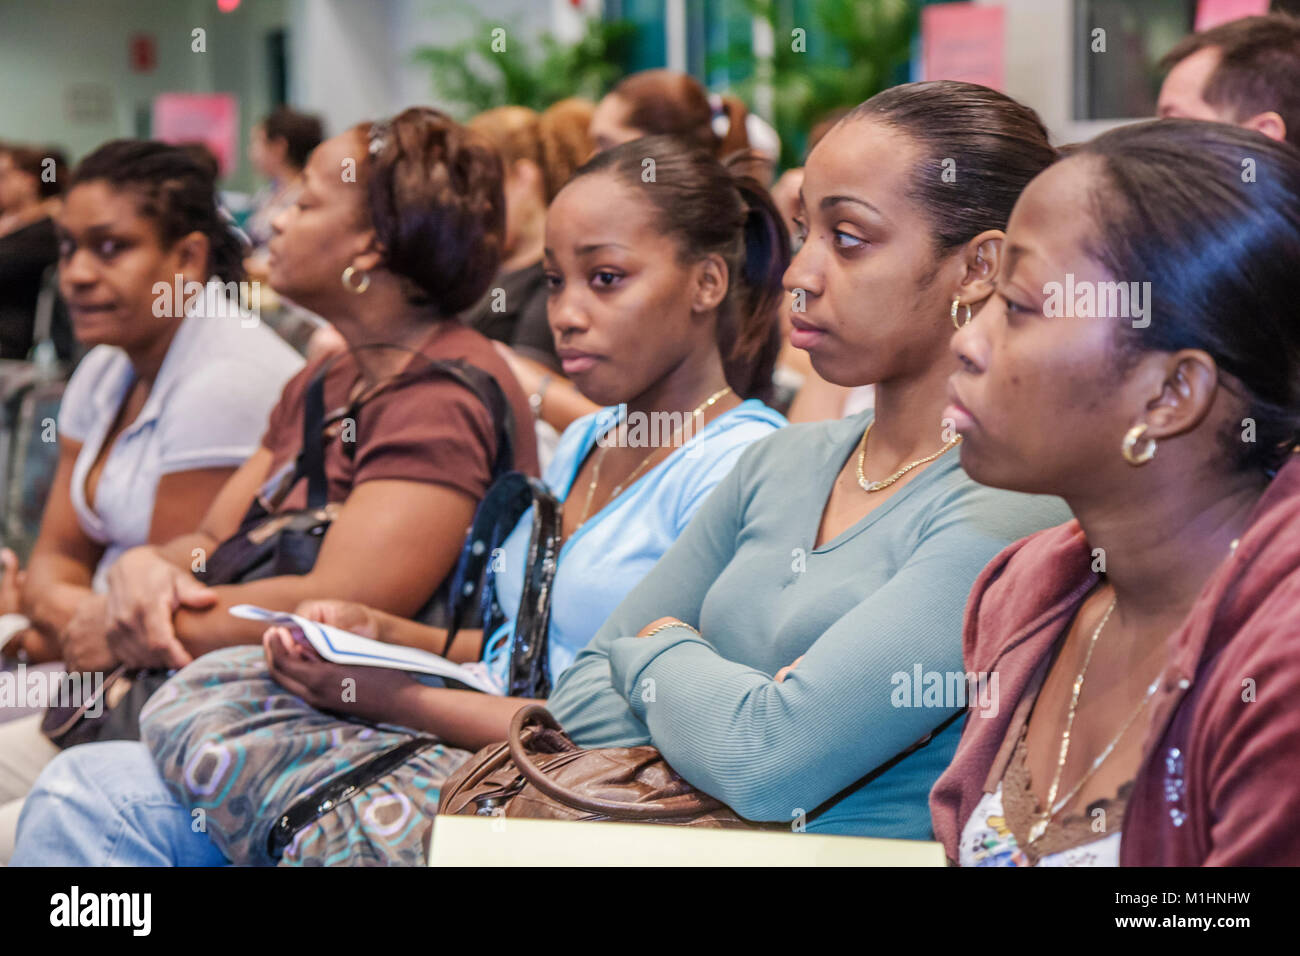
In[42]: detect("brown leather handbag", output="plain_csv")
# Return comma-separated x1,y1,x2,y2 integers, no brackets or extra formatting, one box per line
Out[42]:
437,704,778,828
438,703,966,830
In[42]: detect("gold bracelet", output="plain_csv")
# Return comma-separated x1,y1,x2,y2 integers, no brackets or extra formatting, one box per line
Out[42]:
640,620,701,640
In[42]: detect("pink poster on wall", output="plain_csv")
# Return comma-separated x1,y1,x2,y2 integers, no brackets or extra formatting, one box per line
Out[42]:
1195,0,1271,31
921,3,1005,92
152,93,239,178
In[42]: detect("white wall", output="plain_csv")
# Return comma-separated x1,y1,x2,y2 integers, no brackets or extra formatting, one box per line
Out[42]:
288,0,555,134
0,0,208,159
0,0,289,188
978,0,1130,145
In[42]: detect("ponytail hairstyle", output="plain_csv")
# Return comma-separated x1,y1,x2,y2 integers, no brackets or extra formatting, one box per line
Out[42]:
608,70,752,161
469,98,595,204
846,81,1057,264
69,139,245,283
568,135,788,403
360,107,506,314
1072,119,1300,475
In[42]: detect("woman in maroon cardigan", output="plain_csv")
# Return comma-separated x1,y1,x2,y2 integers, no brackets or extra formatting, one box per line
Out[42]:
931,119,1300,866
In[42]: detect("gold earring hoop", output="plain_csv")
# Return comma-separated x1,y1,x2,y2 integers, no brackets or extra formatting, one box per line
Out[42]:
341,266,370,294
951,297,972,330
1121,423,1158,466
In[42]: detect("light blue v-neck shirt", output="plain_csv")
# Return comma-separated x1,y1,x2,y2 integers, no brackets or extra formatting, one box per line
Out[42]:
483,399,786,691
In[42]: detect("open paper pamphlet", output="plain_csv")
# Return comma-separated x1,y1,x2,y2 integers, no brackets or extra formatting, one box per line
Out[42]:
229,604,502,695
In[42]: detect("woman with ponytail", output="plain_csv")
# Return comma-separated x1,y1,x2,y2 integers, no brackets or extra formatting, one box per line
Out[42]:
13,136,788,866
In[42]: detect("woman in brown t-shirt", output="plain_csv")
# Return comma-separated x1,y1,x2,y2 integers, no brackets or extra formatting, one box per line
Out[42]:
82,108,537,670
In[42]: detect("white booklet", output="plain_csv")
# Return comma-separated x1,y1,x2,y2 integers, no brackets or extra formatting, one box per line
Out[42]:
229,604,502,695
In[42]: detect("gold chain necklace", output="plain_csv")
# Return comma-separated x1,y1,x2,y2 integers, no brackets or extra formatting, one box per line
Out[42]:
1026,596,1162,844
856,421,961,493
575,386,733,528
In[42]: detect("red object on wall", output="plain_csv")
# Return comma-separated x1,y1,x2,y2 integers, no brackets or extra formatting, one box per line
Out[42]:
153,94,239,178
218,0,242,12
921,3,1005,92
1195,0,1270,31
130,33,156,73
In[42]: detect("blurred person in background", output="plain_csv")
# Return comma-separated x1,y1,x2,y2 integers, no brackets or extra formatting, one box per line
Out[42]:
0,144,67,359
242,107,334,358
590,68,777,182
1157,12,1300,146
466,99,597,467
465,100,593,370
243,107,325,263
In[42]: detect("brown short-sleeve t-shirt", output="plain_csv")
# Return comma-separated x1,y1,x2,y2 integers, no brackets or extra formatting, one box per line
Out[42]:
259,322,539,512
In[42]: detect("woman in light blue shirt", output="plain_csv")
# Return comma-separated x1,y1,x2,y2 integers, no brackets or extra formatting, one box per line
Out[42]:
13,135,790,866
480,397,782,691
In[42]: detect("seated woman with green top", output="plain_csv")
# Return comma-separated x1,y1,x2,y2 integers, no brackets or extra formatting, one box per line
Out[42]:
544,82,1072,838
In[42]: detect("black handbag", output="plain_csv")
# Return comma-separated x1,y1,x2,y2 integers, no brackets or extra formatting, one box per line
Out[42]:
40,665,172,749
199,346,517,605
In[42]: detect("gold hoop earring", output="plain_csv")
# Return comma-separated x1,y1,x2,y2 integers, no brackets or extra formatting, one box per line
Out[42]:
1121,423,1157,466
341,266,370,294
951,297,972,330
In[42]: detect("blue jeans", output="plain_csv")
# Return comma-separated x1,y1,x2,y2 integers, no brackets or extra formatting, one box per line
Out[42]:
11,741,229,866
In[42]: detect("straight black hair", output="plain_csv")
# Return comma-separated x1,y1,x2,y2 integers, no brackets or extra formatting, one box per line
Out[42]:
1075,119,1300,474
846,81,1058,260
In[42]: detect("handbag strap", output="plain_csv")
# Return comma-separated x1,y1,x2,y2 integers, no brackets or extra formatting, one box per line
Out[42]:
505,481,561,698
301,365,330,509
805,707,966,823
267,734,439,859
437,473,560,700
293,341,519,513
506,704,728,819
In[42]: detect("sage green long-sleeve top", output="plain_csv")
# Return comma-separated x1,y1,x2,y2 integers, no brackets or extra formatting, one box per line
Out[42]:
547,410,1072,837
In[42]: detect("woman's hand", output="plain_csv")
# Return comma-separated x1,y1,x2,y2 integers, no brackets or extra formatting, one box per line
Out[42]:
104,546,215,669
292,599,387,641
774,655,804,683
59,593,117,673
263,625,422,725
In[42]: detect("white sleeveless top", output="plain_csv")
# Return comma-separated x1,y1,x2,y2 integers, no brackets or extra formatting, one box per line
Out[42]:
61,288,303,589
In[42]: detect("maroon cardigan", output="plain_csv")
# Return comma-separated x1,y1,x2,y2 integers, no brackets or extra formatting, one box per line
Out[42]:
930,458,1300,866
